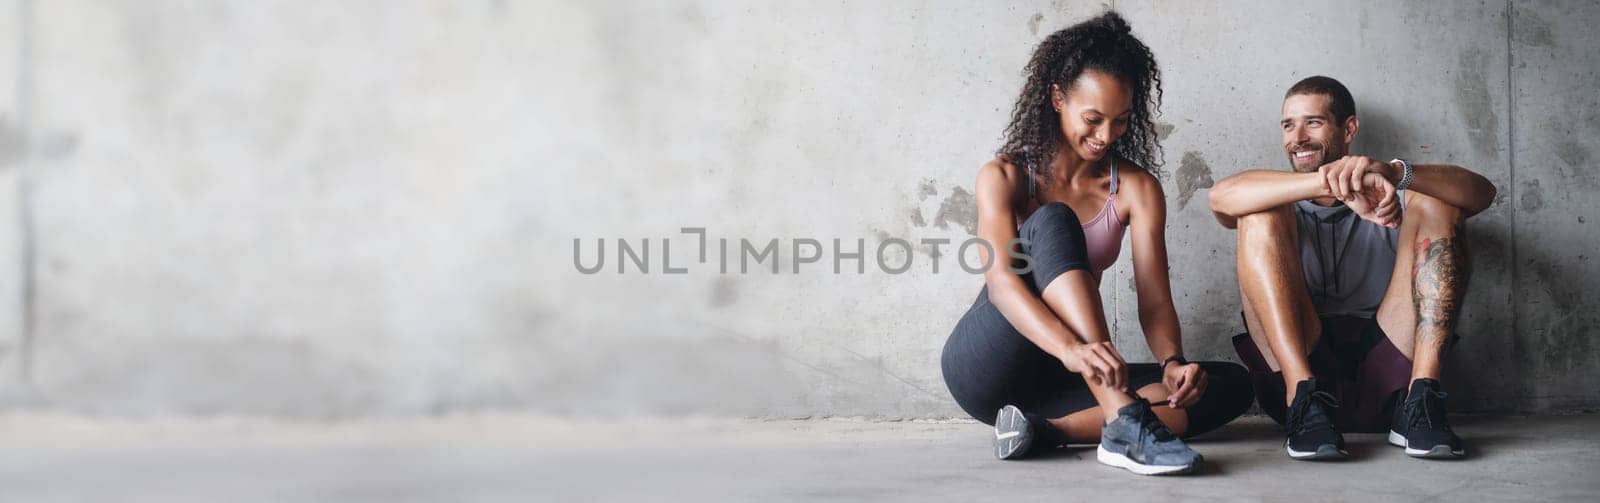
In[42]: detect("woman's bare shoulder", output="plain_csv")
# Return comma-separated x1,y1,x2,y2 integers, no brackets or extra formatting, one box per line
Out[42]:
1116,158,1166,201
976,156,1028,194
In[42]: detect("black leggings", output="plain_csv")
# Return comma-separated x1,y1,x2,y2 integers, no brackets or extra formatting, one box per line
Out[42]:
939,202,1252,438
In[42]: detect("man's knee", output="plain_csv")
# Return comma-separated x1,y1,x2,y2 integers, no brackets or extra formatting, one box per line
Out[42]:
1234,205,1297,260
1235,204,1295,232
1406,192,1464,230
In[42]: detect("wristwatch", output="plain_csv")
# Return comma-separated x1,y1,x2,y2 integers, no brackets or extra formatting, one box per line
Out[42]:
1161,355,1189,369
1390,158,1414,192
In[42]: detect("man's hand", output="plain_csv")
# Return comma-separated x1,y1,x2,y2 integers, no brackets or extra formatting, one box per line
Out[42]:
1321,156,1400,228
1162,361,1206,408
1319,155,1398,201
1060,341,1128,392
1344,171,1400,227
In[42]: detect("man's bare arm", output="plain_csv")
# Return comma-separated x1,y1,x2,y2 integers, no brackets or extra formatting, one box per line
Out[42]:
1323,157,1496,218
1393,163,1497,217
1208,170,1334,229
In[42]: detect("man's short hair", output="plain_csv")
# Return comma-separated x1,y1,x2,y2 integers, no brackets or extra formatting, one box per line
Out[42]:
1285,75,1357,124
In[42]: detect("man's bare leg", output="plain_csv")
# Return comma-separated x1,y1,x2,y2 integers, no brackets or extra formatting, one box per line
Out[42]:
1236,205,1323,402
1238,205,1349,459
1375,192,1469,381
1372,192,1469,458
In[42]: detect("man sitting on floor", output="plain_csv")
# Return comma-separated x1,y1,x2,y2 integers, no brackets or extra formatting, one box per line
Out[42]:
1208,75,1496,460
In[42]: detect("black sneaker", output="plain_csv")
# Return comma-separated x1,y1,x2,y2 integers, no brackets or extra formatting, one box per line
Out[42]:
1284,379,1346,460
993,405,1035,460
1388,378,1465,458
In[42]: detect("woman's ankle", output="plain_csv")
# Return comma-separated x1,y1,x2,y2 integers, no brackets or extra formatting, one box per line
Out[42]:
1096,392,1135,423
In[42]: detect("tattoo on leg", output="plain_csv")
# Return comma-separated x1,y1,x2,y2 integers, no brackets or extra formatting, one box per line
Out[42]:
1412,228,1470,341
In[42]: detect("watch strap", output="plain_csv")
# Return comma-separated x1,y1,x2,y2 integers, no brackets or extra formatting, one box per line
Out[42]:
1390,158,1415,192
1161,355,1189,369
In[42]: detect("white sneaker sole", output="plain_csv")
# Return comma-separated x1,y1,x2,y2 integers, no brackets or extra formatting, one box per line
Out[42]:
993,405,1033,460
1285,440,1347,460
1388,430,1465,458
1096,445,1196,475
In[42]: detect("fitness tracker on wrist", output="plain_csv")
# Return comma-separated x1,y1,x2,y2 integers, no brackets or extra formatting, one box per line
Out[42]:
1161,355,1188,369
1390,158,1415,192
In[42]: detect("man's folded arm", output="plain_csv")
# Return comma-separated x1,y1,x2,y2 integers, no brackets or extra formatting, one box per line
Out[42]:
1209,170,1332,229
1389,162,1497,217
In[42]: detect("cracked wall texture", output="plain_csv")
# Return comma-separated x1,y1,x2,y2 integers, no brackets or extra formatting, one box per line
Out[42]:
0,1,1595,417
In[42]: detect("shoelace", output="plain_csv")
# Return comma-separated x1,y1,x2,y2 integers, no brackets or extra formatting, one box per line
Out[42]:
1407,389,1454,432
1287,390,1341,436
1133,400,1177,443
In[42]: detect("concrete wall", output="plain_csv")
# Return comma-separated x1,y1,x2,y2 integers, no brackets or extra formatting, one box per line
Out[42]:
0,0,1594,418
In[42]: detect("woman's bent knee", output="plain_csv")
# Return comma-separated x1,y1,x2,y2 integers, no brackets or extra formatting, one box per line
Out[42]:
1022,202,1079,230
1020,203,1085,246
1015,203,1091,290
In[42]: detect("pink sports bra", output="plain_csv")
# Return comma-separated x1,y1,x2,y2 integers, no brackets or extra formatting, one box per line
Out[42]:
1021,158,1126,283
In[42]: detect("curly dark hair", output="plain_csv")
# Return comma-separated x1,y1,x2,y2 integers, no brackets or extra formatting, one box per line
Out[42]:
997,11,1164,181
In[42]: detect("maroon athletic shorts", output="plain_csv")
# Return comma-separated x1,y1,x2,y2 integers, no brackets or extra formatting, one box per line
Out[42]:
1232,315,1417,433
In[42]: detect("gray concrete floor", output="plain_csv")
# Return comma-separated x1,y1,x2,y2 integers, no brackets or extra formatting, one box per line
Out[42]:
1,413,1596,502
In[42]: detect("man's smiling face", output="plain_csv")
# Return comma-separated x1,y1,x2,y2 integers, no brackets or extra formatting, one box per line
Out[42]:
1281,93,1352,173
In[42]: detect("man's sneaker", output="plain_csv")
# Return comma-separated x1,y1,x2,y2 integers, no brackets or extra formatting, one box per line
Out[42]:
1096,399,1202,475
992,405,1035,460
1284,378,1346,460
1388,378,1465,458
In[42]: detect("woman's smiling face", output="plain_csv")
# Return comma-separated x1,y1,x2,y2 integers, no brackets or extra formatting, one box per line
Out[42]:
1054,69,1133,163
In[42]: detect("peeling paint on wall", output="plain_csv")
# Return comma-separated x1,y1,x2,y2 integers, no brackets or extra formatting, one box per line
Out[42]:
933,186,978,236
1174,151,1214,210
1453,49,1501,160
